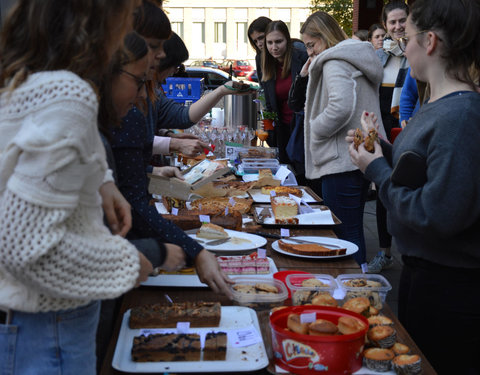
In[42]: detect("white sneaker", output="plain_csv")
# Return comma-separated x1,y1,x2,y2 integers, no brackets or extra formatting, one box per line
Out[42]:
367,251,394,273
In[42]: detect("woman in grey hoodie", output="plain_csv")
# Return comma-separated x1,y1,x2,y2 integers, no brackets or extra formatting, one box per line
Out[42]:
302,11,385,265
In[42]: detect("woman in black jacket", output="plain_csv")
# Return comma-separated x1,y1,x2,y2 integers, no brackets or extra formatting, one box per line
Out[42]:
261,20,308,167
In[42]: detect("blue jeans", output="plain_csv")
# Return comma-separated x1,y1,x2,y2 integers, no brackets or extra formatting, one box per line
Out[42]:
0,301,100,375
311,170,369,265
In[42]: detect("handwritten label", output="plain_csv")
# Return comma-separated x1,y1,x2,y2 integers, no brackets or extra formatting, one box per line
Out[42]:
300,312,316,324
229,325,262,347
280,228,290,237
225,206,229,216
199,215,210,223
176,322,190,334
270,190,276,197
171,207,179,216
229,197,236,206
257,248,267,258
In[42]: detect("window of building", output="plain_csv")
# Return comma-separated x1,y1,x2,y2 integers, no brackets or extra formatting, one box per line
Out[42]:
171,22,184,39
214,22,226,43
193,22,205,44
236,22,247,44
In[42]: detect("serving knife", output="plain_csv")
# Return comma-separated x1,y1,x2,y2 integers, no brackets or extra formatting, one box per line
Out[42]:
256,232,342,248
205,237,231,246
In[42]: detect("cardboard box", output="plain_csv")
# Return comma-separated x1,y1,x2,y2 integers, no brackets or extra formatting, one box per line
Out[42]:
148,159,230,200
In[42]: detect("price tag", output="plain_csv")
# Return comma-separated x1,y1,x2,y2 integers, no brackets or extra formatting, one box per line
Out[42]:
225,206,229,216
300,312,316,324
280,228,290,237
199,215,210,223
270,190,276,197
229,197,236,206
257,248,267,258
199,203,203,210
171,207,179,216
229,325,262,347
176,322,190,334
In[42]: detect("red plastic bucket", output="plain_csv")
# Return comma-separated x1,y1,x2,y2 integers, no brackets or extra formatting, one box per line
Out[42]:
273,270,312,298
270,305,368,375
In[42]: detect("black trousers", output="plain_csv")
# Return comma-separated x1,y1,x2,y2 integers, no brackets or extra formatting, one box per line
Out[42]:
399,256,480,375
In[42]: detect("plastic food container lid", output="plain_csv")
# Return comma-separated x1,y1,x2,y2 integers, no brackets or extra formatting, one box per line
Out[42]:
231,277,288,304
286,273,337,294
336,273,392,292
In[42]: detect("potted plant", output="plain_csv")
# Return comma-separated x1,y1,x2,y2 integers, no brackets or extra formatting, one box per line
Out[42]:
255,93,278,130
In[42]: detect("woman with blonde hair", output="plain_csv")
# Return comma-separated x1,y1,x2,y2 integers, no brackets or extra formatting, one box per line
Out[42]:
301,11,385,265
0,1,152,373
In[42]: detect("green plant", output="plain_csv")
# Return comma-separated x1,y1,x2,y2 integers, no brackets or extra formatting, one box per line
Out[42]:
310,0,354,36
262,111,278,122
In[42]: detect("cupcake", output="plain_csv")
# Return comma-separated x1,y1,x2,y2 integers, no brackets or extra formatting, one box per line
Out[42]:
392,354,422,374
363,347,394,372
368,315,394,328
392,342,411,356
368,325,396,348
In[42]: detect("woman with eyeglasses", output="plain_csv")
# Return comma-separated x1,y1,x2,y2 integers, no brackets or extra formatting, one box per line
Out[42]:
0,1,153,373
109,1,234,297
299,11,385,266
366,0,410,274
348,1,480,372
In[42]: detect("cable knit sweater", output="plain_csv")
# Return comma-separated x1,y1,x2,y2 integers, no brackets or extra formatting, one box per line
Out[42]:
0,70,140,312
304,39,385,180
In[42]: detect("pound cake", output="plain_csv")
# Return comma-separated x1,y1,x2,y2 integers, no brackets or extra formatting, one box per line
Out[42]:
132,333,201,362
129,302,221,329
278,240,347,256
261,186,302,197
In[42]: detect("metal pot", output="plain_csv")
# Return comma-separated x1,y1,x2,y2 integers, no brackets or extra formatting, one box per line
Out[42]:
224,91,258,128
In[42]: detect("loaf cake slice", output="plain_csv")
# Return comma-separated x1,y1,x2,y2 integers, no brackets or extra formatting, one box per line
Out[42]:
131,333,201,362
129,302,221,328
203,332,227,361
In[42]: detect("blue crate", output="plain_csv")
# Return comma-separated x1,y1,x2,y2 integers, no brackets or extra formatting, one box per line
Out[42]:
162,77,204,103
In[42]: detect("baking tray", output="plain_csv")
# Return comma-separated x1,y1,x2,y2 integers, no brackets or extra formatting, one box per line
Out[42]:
253,204,341,227
112,306,268,373
142,257,278,287
248,186,322,204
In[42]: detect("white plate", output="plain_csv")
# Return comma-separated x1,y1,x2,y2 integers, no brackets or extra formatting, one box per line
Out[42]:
248,188,318,203
271,237,358,259
189,229,267,251
255,207,336,226
142,257,278,287
112,306,269,373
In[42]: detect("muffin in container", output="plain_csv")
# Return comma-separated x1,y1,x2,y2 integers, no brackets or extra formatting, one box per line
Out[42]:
337,274,392,310
368,325,397,348
230,277,287,310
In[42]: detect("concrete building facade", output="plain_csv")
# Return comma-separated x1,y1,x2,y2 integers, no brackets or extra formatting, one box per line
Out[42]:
163,0,311,63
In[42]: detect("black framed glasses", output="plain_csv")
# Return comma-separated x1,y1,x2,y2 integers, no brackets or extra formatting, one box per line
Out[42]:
120,70,147,93
396,30,431,52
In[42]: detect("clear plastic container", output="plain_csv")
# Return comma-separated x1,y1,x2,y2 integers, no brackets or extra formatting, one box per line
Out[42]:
286,274,337,306
230,277,288,310
336,274,392,310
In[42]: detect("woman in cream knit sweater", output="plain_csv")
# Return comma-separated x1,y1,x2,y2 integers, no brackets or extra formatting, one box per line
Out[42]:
0,1,152,373
302,11,385,265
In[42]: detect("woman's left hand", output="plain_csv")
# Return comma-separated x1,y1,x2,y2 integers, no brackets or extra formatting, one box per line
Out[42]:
348,139,383,173
99,181,132,237
152,166,184,179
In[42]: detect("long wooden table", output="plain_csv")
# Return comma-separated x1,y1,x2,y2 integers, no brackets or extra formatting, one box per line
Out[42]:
100,224,437,375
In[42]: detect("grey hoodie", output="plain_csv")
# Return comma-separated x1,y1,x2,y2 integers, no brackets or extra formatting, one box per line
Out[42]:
304,39,385,180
